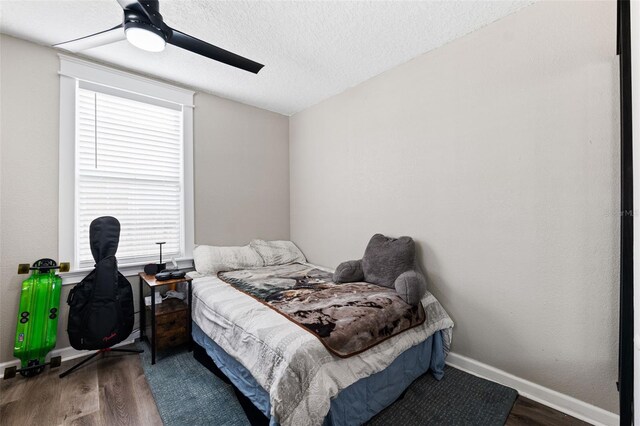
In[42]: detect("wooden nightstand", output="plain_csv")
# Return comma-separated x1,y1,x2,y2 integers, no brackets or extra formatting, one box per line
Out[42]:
138,272,193,364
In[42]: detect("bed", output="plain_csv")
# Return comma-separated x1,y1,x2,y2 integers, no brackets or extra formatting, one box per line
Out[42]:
188,256,454,426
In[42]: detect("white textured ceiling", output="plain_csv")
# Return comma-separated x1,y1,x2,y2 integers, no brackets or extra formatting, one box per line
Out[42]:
0,0,531,115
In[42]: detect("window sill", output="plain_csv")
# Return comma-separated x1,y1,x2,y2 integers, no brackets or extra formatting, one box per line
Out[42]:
60,258,194,286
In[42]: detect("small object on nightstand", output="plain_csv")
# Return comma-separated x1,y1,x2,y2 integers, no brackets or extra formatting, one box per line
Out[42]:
172,270,186,279
155,242,167,272
156,270,186,281
144,263,159,275
164,290,185,301
144,242,168,275
155,270,172,281
145,291,163,306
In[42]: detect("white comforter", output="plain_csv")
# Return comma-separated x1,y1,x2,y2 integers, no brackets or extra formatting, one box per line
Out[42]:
190,264,454,426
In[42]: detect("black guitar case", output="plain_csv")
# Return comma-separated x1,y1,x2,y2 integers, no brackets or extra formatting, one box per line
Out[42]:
67,216,134,350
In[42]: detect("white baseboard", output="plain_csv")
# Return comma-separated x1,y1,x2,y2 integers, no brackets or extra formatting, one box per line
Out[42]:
446,352,619,426
0,330,140,379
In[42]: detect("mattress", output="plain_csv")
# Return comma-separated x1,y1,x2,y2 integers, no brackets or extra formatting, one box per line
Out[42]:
191,263,454,426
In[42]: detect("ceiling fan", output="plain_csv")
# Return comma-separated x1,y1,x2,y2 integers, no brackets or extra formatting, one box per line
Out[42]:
53,0,264,74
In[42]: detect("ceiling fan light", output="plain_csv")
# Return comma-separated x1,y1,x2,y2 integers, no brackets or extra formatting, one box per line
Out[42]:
125,26,166,52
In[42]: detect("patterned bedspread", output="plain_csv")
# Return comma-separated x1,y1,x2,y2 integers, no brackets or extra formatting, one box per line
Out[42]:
190,263,454,426
218,263,426,357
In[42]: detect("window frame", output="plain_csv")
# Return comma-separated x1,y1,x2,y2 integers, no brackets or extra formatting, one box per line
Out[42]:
59,55,195,284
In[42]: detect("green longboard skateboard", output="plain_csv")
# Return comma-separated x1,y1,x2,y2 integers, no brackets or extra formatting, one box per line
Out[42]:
3,259,69,379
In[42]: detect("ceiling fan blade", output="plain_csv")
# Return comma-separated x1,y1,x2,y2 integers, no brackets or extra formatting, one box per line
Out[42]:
167,28,264,74
54,24,125,52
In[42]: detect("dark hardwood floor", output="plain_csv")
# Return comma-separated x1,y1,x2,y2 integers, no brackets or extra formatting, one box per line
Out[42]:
1,345,591,425
0,345,161,425
506,397,590,426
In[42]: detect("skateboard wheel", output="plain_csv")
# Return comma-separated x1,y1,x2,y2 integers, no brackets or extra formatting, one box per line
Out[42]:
3,366,17,379
59,263,70,273
21,360,43,377
21,366,44,377
17,264,30,274
50,356,61,369
33,258,56,273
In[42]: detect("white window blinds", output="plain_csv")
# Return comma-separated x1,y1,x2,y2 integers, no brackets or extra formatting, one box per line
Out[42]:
76,87,184,268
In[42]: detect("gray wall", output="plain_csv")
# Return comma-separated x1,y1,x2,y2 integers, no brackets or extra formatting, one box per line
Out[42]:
289,1,619,413
194,94,289,246
0,34,290,363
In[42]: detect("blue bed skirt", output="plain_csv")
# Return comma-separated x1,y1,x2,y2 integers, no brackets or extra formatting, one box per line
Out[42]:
192,322,446,426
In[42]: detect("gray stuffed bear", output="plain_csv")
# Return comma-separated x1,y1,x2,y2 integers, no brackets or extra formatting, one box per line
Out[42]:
333,234,427,305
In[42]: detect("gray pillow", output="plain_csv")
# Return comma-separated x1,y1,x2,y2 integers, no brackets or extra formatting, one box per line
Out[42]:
394,270,426,306
362,234,415,288
333,259,364,283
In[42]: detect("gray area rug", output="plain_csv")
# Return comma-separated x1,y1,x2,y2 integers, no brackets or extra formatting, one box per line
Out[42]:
140,343,517,426
365,365,518,426
139,343,247,426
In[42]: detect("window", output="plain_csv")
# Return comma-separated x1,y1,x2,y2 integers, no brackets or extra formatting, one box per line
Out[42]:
76,87,184,267
59,56,194,276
